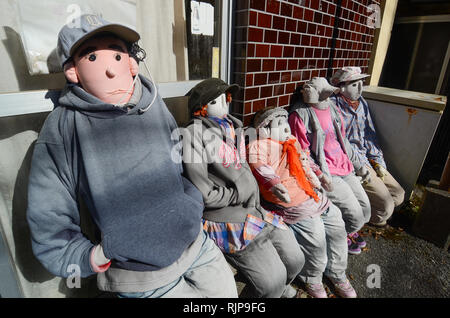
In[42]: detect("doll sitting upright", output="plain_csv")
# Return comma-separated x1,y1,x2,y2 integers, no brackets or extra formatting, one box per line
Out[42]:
247,107,356,298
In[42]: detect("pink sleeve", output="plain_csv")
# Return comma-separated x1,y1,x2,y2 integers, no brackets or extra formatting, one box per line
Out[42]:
288,113,310,150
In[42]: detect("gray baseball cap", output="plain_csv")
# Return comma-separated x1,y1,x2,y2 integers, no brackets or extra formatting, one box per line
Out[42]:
57,14,140,66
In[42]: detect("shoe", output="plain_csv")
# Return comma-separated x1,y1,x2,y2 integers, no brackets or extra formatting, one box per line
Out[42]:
350,232,367,248
304,283,328,298
347,237,361,255
329,278,357,298
369,221,387,228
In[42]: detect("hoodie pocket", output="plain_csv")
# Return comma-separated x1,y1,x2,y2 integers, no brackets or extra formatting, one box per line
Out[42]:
101,195,203,267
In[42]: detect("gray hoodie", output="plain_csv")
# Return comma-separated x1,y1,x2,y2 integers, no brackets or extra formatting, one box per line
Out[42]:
27,75,204,280
182,115,267,223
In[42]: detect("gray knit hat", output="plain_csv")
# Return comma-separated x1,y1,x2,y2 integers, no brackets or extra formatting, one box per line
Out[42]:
253,107,288,129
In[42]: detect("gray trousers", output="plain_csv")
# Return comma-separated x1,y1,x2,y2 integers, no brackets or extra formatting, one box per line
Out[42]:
117,231,238,298
326,173,371,233
225,223,305,298
289,204,348,284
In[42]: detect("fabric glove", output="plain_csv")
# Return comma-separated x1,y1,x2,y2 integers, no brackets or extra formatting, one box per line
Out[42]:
355,166,371,185
90,244,111,273
270,183,291,204
374,163,388,181
318,173,333,192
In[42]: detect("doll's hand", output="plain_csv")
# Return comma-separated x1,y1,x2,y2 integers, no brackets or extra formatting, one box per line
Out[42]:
355,166,371,185
375,164,387,181
270,184,291,203
91,244,111,267
318,173,333,192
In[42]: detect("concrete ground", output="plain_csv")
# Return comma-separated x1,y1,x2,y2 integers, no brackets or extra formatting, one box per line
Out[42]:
234,214,449,298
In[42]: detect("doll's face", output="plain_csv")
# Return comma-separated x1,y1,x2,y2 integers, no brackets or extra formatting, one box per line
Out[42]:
206,93,229,119
66,36,138,104
269,115,291,142
340,79,363,101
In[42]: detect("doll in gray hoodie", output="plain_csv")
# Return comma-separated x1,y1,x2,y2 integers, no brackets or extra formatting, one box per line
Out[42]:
182,78,305,298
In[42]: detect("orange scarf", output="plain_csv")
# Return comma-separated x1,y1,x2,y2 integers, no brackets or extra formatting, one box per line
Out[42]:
280,139,319,202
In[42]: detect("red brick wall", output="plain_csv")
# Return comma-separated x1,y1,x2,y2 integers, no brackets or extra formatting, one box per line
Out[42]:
230,0,380,126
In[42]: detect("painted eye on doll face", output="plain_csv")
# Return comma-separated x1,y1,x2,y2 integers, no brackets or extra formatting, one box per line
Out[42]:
115,53,122,61
88,54,97,62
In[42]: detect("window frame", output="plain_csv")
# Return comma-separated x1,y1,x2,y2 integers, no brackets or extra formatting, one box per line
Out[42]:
0,0,234,117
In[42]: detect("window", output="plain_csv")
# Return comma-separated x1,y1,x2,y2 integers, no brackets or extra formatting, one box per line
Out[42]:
137,0,232,98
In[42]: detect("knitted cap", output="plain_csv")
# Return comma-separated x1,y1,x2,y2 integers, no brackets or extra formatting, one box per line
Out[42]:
253,107,288,129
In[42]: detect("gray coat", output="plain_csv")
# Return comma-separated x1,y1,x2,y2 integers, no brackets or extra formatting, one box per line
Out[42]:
182,115,267,223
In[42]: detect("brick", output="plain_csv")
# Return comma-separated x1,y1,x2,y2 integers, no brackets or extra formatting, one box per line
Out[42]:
248,27,264,42
276,59,288,71
249,11,257,26
270,45,283,57
281,2,293,17
283,46,295,58
304,9,314,21
253,99,266,112
254,73,268,86
247,43,255,57
247,59,262,72
249,0,265,11
278,31,290,44
264,29,278,43
288,59,298,70
262,59,276,72
272,16,286,30
297,21,307,33
290,33,301,45
267,97,278,107
281,71,292,83
293,6,304,19
279,95,290,107
260,86,273,98
273,84,285,96
255,44,270,57
268,72,281,84
245,87,259,100
258,12,272,28
266,0,281,14
246,74,254,87
301,35,311,46
286,18,297,32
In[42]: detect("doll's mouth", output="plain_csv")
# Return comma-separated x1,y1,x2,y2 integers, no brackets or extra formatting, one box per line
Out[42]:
106,89,133,95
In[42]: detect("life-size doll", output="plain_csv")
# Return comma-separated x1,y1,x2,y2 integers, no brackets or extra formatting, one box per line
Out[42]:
247,107,356,298
330,67,405,227
288,77,371,255
182,78,305,298
26,14,237,298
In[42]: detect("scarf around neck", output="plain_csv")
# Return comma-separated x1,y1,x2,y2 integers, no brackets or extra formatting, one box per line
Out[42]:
279,139,319,202
341,93,360,111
